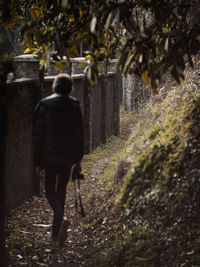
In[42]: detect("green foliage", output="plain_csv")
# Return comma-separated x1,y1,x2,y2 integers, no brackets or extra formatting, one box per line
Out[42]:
1,0,200,87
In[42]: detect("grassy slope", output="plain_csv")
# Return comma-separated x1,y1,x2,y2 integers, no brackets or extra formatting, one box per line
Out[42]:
86,69,200,266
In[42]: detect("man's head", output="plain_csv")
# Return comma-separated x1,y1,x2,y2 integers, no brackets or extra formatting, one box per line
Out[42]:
52,73,74,95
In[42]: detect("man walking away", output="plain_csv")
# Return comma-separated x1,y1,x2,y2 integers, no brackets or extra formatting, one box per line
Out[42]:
34,73,84,246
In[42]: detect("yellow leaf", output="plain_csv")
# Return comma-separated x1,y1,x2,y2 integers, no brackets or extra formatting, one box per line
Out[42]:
24,48,31,54
94,49,98,56
77,62,85,68
114,51,119,57
105,29,113,35
33,50,39,55
69,15,75,22
39,44,47,51
65,59,70,67
53,61,63,71
108,39,115,49
31,4,42,19
156,47,159,53
141,71,151,85
33,31,43,46
162,27,168,33
135,257,146,261
85,54,93,60
40,58,46,66
37,232,43,237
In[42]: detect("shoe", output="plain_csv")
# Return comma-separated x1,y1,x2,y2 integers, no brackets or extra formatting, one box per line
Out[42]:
58,219,70,247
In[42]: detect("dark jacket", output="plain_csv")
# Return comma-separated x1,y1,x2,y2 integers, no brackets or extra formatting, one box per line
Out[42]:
34,93,84,168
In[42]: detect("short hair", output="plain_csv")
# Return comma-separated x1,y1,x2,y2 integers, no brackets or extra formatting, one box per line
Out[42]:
52,73,73,95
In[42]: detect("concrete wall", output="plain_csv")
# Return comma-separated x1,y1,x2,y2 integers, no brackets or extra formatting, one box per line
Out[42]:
5,71,120,211
5,79,39,211
13,54,149,113
122,74,151,112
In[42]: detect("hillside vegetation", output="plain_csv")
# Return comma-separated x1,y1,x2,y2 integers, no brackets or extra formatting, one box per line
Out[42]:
86,68,200,266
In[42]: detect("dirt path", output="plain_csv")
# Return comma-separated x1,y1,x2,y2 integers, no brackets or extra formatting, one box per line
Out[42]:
64,157,112,266
6,155,116,266
6,110,135,266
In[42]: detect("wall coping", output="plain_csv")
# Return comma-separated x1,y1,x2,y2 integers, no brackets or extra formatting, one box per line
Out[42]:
7,71,116,85
44,72,116,81
14,54,39,62
13,54,118,64
44,74,85,81
7,78,38,84
14,55,86,63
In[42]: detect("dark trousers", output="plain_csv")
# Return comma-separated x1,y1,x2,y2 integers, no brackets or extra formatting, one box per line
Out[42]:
45,165,72,237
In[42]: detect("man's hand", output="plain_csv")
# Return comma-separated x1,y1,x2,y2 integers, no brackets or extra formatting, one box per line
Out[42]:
72,162,84,181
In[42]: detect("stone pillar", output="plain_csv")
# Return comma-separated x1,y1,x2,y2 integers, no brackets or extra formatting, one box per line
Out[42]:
13,54,39,80
101,76,107,144
83,79,91,153
112,73,120,136
91,81,103,149
5,79,36,211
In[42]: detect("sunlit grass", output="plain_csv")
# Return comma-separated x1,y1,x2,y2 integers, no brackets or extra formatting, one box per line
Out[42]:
81,108,135,175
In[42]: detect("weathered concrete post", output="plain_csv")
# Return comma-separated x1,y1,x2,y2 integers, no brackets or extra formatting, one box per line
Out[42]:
101,76,107,144
112,73,120,136
83,79,92,153
5,79,36,211
122,74,150,112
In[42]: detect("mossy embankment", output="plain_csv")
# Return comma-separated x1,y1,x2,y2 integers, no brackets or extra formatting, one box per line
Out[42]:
86,70,200,266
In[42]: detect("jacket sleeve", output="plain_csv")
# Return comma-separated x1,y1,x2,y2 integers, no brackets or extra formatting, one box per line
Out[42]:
34,102,46,167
